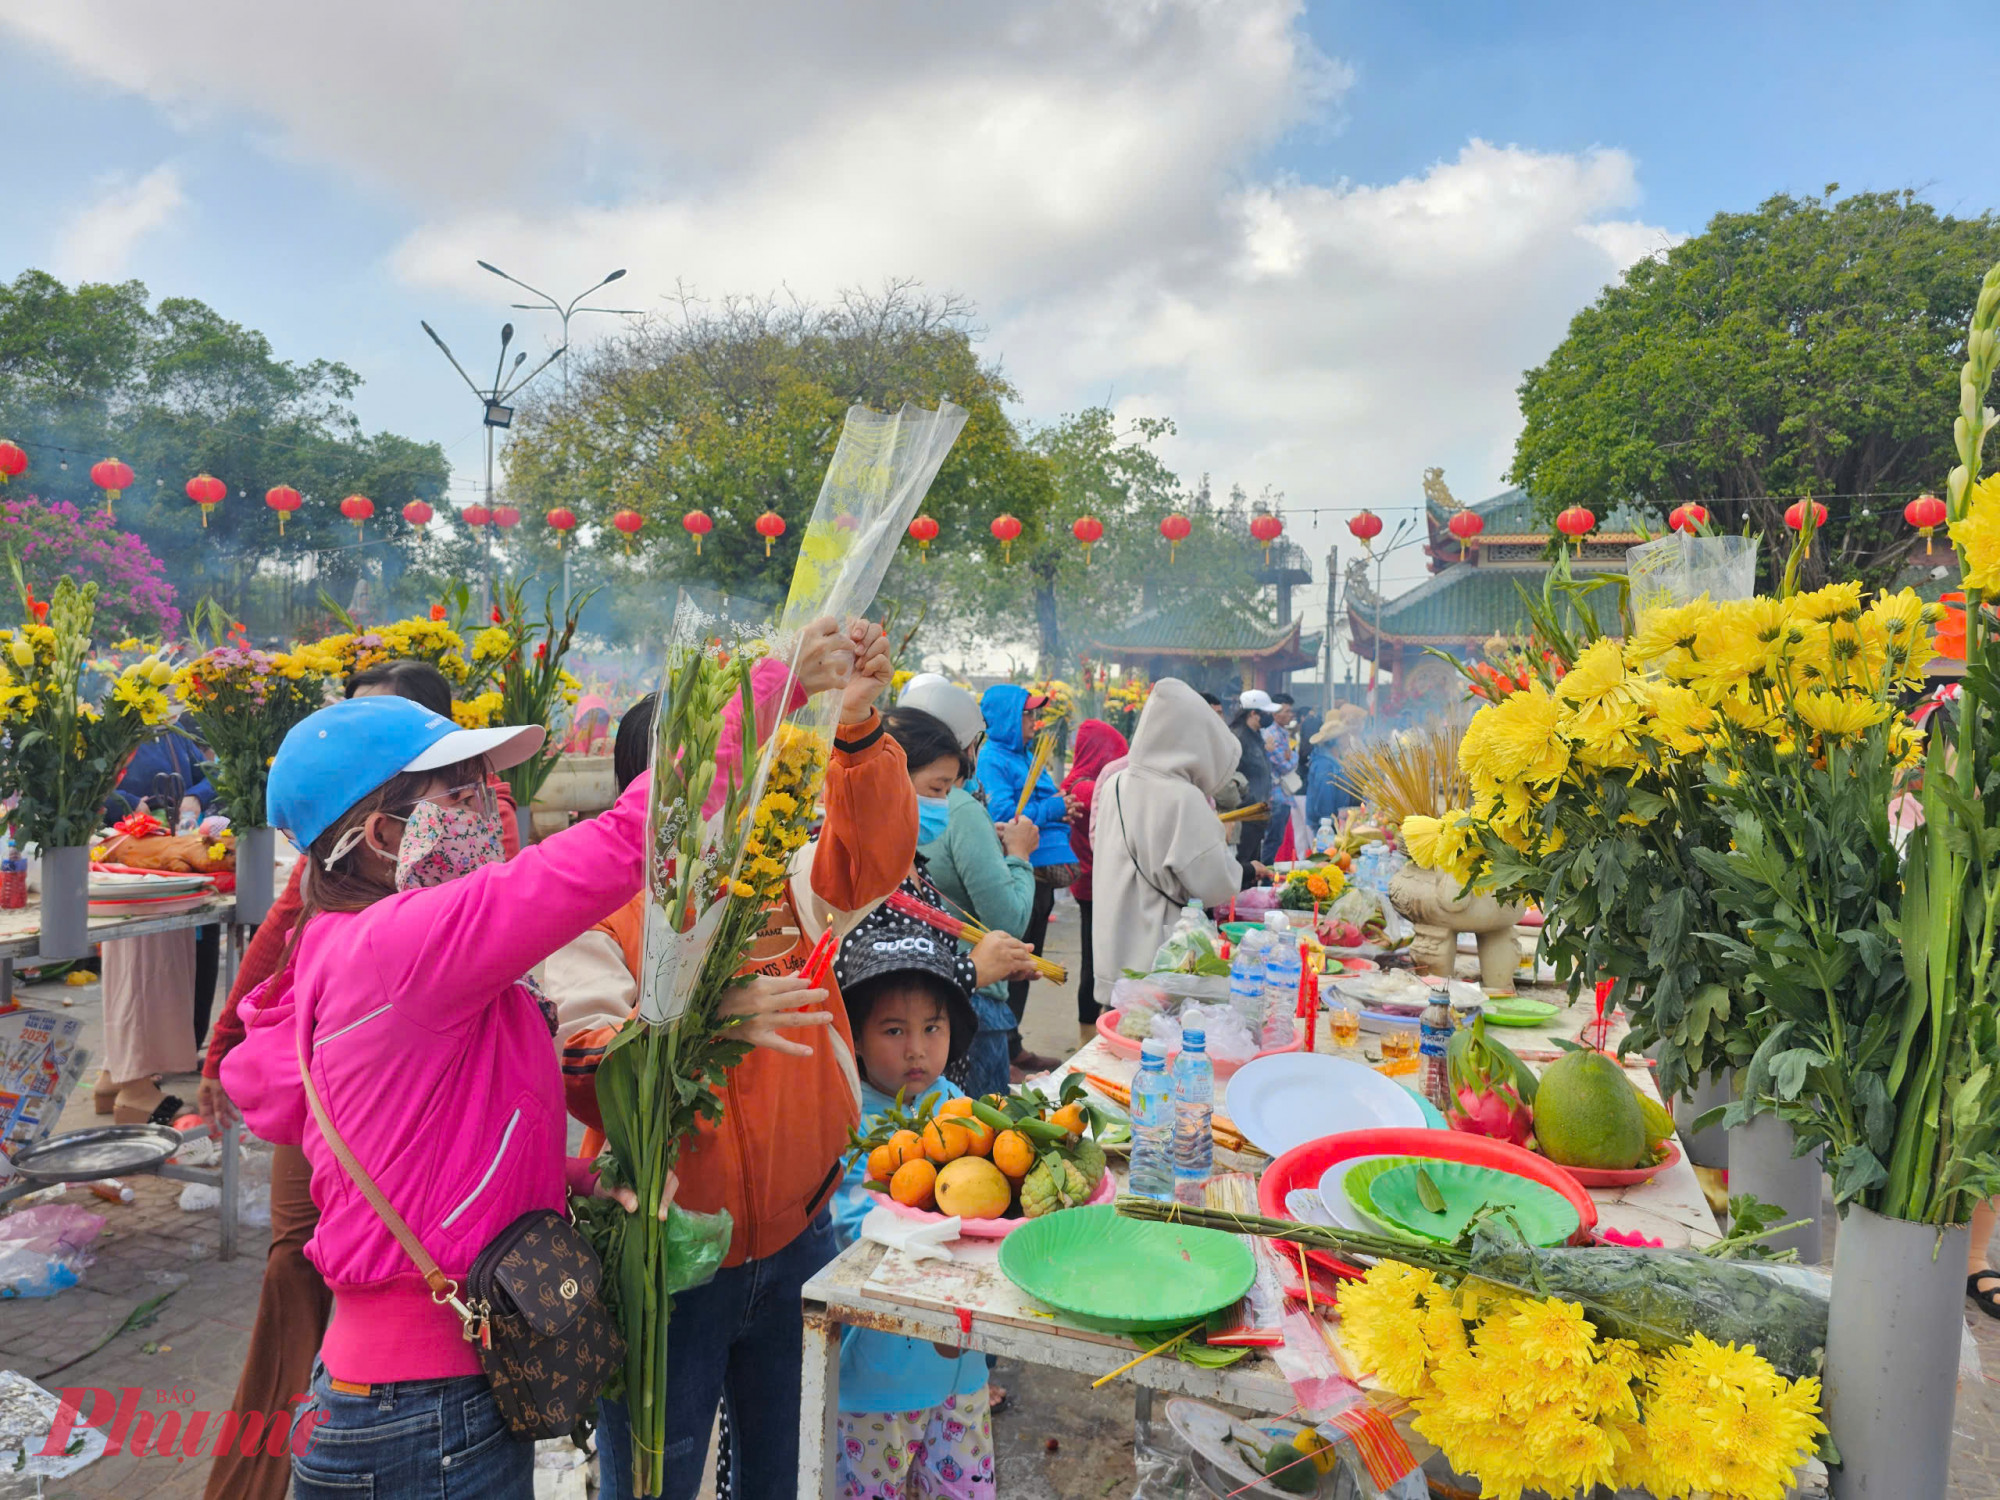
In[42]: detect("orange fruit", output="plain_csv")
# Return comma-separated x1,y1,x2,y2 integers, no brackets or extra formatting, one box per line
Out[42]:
866,1144,902,1184
1048,1102,1087,1138
889,1158,937,1210
885,1129,925,1168
992,1129,1036,1180
957,1116,996,1157
938,1097,976,1118
922,1117,972,1164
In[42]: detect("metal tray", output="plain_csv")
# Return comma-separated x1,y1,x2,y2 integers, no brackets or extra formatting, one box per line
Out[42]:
7,1124,184,1183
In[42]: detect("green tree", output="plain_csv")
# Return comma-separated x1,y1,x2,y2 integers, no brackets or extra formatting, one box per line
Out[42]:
1510,189,2000,587
0,269,459,636
503,281,1043,640
881,408,1267,674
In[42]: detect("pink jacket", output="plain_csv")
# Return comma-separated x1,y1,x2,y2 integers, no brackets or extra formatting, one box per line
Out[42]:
221,773,651,1383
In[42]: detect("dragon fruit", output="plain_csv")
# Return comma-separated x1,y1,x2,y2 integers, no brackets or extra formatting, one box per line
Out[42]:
1444,1015,1538,1148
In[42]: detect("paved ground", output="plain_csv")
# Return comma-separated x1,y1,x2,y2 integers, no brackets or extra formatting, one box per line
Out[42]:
5,891,1999,1497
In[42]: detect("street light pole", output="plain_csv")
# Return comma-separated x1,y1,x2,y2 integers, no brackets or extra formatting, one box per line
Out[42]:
476,262,640,613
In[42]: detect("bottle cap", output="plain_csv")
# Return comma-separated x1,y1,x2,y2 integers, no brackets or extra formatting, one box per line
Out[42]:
1139,1038,1168,1066
1181,1027,1206,1051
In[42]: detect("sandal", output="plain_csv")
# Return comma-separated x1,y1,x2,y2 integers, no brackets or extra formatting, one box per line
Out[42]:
1968,1269,2000,1320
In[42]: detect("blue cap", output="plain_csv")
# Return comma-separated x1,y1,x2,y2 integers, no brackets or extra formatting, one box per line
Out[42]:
268,696,546,850
1181,1027,1206,1051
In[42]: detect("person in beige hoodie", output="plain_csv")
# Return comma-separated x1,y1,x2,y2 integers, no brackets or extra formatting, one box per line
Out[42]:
1089,677,1246,1010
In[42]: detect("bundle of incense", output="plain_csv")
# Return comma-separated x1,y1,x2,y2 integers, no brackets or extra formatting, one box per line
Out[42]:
883,889,1069,984
1217,802,1268,825
1014,729,1058,818
1083,1072,1251,1154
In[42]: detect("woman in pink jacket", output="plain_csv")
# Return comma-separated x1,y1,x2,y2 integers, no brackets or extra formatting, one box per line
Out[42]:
220,683,836,1497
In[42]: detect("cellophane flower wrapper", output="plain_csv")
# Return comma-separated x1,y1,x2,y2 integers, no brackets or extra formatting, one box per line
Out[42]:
592,400,965,1497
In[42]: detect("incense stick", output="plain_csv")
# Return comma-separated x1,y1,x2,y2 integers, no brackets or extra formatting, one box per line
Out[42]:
1090,1323,1200,1387
1218,802,1268,825
1015,730,1057,819
884,889,1069,984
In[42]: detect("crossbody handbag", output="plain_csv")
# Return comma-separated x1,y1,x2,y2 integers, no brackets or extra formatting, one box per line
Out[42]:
297,1030,623,1439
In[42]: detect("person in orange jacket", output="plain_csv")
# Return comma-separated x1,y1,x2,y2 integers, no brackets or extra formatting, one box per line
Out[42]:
547,617,912,1500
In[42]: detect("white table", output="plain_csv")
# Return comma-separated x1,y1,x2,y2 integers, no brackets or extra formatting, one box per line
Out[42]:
798,987,1723,1497
0,893,246,1260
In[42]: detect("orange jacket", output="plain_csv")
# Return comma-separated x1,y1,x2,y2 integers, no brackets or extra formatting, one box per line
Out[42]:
560,710,914,1266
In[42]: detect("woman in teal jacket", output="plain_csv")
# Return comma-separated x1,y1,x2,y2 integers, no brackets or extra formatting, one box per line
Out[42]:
976,684,1076,1071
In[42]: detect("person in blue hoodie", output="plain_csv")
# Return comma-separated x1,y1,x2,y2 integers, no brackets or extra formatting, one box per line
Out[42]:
829,906,995,1499
975,684,1076,1073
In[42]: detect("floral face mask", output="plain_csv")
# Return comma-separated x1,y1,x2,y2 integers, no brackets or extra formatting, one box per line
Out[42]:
393,800,503,892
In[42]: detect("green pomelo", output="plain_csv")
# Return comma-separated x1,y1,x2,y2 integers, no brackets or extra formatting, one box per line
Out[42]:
1534,1049,1649,1169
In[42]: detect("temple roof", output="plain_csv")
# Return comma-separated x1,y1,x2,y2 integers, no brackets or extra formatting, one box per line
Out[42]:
1092,598,1319,664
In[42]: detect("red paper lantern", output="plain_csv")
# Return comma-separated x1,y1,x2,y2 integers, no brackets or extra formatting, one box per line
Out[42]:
492,506,521,530
339,494,375,540
546,507,577,549
1667,502,1709,535
1555,505,1597,553
1785,498,1828,559
1347,509,1383,546
0,441,25,484
1447,509,1484,550
265,484,302,535
907,514,939,561
462,504,492,528
682,509,713,555
185,473,226,528
1905,492,1947,555
1072,515,1103,567
1159,513,1192,564
990,513,1022,562
612,508,644,553
1249,512,1284,563
91,458,134,516
755,511,786,557
402,500,434,526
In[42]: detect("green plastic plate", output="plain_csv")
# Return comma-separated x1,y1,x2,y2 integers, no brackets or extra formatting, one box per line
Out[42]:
1368,1159,1580,1246
1482,997,1562,1028
1339,1155,1426,1239
998,1205,1256,1332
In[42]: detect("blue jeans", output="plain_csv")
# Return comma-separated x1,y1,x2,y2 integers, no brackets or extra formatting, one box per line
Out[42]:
292,1359,532,1499
597,1210,839,1500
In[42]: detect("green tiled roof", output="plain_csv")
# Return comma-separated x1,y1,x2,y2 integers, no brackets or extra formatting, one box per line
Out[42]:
1426,484,1656,537
1093,598,1303,656
1359,563,1617,643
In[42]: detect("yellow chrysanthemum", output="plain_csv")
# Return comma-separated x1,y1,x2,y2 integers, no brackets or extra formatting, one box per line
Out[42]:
1951,472,2000,593
1460,683,1569,788
1791,579,1864,623
1793,687,1890,738
1627,601,1708,674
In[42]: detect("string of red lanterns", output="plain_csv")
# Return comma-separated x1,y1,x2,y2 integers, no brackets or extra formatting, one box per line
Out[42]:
1446,508,1484,549
1667,502,1709,534
990,514,1022,562
1784,498,1828,558
907,515,939,561
338,494,375,541
1248,512,1284,563
1555,505,1597,554
492,506,521,531
612,509,644,553
1072,515,1103,567
0,441,27,485
1159,513,1191,564
402,500,433,527
1347,510,1384,549
91,458,134,517
463,504,492,528
265,485,301,535
546,507,577,549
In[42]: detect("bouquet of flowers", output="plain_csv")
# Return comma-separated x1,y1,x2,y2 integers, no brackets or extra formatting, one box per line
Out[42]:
0,564,178,850
172,621,341,828
586,401,967,1496
313,598,505,728
484,582,590,811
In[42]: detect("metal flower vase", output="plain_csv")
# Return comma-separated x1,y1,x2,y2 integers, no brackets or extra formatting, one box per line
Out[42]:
1824,1205,1969,1499
38,845,91,961
1726,1106,1823,1261
1673,1066,1731,1170
234,826,276,925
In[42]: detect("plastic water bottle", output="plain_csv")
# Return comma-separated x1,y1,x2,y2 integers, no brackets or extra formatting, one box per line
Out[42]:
1229,933,1267,1038
1171,1028,1215,1205
1419,993,1456,1110
1315,817,1336,855
1128,1039,1176,1201
1261,933,1300,1049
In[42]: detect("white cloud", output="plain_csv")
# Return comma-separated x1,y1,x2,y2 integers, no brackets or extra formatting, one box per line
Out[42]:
51,164,185,281
6,1,1669,624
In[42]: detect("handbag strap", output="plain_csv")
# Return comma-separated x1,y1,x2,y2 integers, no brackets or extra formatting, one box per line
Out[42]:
296,1022,474,1325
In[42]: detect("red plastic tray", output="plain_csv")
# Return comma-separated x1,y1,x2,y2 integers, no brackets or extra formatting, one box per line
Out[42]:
1093,1009,1303,1078
1551,1136,1681,1188
1257,1127,1600,1281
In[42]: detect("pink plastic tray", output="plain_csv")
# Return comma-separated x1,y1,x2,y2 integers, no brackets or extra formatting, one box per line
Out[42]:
1094,1009,1304,1078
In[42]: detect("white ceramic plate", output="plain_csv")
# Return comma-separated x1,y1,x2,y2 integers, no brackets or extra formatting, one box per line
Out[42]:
1222,1053,1428,1158
1315,1155,1402,1232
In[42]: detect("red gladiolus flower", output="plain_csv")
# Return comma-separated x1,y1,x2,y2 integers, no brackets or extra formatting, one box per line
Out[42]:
492,607,504,624
534,641,547,661
430,604,447,621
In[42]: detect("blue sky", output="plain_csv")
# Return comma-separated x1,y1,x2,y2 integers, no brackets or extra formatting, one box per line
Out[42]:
1,0,1991,619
